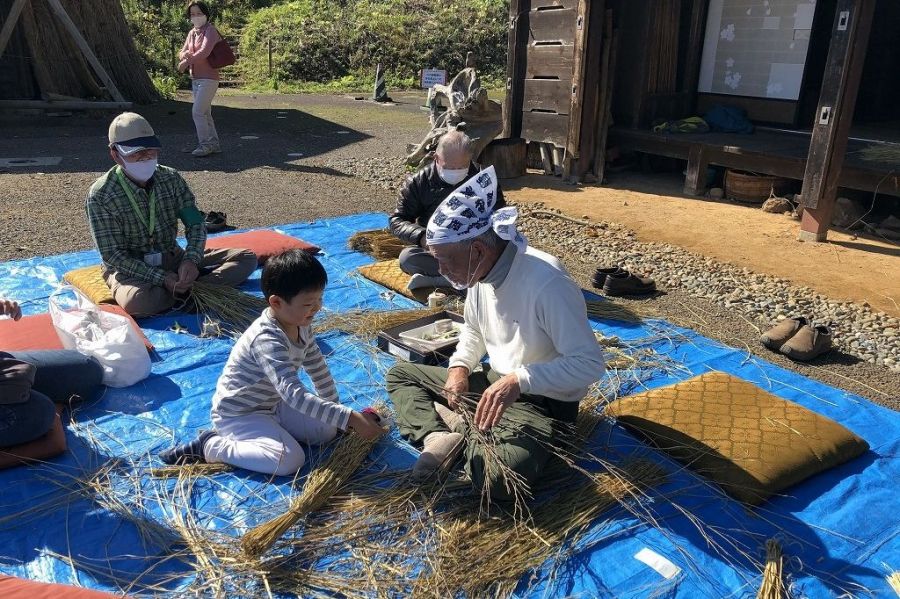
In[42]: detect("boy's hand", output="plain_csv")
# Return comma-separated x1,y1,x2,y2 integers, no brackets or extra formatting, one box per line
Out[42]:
348,411,384,440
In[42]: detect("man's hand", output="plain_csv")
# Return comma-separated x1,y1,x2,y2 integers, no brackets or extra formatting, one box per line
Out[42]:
0,299,22,321
347,410,385,440
474,373,520,431
163,273,179,295
442,366,469,409
175,260,200,294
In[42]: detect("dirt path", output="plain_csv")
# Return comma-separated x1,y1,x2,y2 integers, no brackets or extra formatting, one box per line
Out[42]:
506,171,900,318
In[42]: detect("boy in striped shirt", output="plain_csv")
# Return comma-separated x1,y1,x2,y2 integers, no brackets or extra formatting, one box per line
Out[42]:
159,250,383,475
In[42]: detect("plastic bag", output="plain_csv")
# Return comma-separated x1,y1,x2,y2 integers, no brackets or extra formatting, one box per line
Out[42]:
49,287,151,388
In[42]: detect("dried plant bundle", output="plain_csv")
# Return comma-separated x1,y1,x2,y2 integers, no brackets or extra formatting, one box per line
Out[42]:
188,282,268,337
348,229,407,259
241,405,390,557
756,539,787,599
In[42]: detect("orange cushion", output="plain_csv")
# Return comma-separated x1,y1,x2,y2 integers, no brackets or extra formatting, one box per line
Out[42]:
0,413,66,471
0,307,154,352
0,574,120,598
205,230,319,264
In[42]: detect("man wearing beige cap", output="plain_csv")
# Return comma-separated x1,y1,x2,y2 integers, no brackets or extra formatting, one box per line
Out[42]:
85,112,256,316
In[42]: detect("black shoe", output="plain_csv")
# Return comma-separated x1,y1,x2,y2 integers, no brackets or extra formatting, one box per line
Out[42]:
602,271,656,296
159,430,215,465
204,211,228,233
592,266,625,289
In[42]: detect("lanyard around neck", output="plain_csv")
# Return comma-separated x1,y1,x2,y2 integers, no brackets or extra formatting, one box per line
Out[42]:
115,166,157,241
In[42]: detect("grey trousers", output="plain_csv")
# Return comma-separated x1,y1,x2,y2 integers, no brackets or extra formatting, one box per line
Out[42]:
398,246,441,277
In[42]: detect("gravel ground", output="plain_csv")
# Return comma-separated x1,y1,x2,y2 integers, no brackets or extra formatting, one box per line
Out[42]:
517,206,900,408
1,92,896,408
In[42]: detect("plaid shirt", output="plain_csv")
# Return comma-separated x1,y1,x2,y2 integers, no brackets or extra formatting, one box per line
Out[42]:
86,165,206,286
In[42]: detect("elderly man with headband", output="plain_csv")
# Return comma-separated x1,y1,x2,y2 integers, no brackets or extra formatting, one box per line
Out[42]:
386,166,605,501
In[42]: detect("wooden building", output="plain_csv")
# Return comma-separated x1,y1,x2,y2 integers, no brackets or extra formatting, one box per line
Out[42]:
502,0,898,241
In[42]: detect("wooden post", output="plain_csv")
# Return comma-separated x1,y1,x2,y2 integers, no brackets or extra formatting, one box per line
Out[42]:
0,0,28,60
564,0,592,166
592,10,615,183
798,0,875,242
683,143,709,195
681,0,709,96
501,0,529,139
45,0,127,103
267,38,273,78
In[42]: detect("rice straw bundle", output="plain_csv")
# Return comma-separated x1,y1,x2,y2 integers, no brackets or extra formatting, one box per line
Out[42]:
416,461,666,597
149,463,232,478
888,570,900,597
348,229,407,259
756,539,787,599
317,307,441,339
188,282,268,337
586,299,645,323
241,405,390,557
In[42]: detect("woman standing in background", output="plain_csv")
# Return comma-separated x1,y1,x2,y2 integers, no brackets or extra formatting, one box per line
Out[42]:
179,1,222,157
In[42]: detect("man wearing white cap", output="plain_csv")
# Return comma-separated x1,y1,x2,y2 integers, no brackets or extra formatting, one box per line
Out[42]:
386,166,605,501
85,112,257,316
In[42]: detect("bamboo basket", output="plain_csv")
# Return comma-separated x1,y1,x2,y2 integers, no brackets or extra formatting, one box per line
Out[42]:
725,170,790,204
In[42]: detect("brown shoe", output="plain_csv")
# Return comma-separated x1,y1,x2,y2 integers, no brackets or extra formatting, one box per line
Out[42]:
603,271,656,296
760,316,808,350
779,324,832,361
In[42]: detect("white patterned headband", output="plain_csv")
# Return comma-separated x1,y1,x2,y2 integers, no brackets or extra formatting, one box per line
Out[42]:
426,166,527,250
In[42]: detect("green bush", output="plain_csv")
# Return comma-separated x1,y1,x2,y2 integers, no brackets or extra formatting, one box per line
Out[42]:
123,0,509,91
150,72,179,99
239,0,508,88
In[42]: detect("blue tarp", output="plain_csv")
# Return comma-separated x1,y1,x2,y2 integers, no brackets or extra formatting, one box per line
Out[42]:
1,213,897,597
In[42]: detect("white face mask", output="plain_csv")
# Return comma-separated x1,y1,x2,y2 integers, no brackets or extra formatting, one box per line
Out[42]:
443,246,484,291
191,15,207,28
121,158,158,184
438,165,469,185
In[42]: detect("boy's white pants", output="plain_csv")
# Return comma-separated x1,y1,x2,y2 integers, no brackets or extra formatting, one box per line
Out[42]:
205,402,338,476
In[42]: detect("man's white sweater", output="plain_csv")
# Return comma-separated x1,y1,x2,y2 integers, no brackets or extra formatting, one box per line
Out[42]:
448,245,605,402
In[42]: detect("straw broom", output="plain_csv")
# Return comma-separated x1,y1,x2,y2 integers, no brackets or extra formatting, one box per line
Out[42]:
756,539,787,599
241,405,391,557
348,229,407,260
188,282,268,337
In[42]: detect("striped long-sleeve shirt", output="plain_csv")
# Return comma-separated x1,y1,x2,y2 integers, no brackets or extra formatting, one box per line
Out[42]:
211,309,352,430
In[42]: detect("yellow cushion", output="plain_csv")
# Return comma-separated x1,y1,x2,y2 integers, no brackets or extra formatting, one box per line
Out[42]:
607,372,869,505
357,259,427,302
63,265,116,305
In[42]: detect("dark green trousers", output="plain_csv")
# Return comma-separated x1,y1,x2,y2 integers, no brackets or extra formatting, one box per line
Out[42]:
386,362,577,501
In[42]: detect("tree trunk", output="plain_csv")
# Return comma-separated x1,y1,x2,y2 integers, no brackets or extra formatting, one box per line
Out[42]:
20,0,158,103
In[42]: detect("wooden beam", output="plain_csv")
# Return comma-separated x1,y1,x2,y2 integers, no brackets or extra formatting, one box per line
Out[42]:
44,0,127,103
592,9,615,181
502,0,530,138
564,0,590,161
0,0,28,60
0,99,132,110
798,0,876,242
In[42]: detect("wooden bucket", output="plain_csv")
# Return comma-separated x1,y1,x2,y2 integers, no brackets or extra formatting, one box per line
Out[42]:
725,169,790,204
